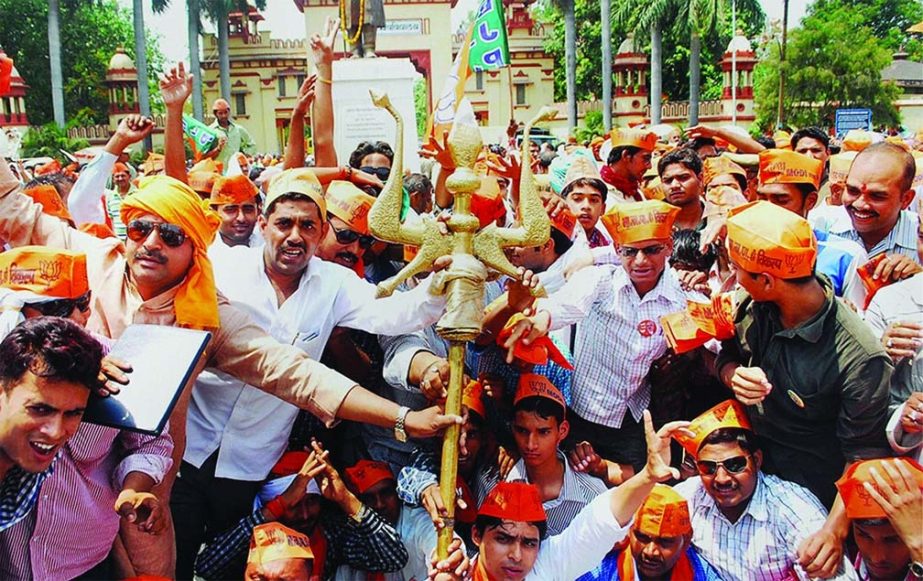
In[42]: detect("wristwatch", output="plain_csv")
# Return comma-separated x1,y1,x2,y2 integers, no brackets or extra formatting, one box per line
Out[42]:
910,561,923,578
394,406,411,443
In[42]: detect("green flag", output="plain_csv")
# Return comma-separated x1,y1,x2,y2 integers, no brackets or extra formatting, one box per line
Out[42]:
182,114,220,161
468,0,510,72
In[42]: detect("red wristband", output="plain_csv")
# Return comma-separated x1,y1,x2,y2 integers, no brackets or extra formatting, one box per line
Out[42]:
265,496,286,520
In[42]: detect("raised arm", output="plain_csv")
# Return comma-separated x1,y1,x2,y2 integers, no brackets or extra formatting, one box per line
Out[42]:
283,75,316,170
160,63,194,183
685,125,766,154
309,16,340,167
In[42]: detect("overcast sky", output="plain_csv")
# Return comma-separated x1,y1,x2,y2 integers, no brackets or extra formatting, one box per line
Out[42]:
133,0,812,65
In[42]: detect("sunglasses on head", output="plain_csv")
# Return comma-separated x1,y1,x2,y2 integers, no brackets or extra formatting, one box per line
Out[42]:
696,454,750,476
329,220,374,248
126,219,187,248
359,166,391,182
618,244,667,259
30,290,92,318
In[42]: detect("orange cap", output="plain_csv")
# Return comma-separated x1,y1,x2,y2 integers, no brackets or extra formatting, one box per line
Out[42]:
112,162,130,175
758,149,824,190
471,176,507,229
641,177,667,201
514,373,566,413
828,151,858,185
497,313,574,370
600,199,679,245
610,128,658,152
23,184,72,222
247,522,313,566
210,174,259,206
35,159,62,176
0,246,89,299
189,158,223,175
266,169,326,218
836,458,923,520
702,156,746,187
673,399,752,458
188,171,220,196
635,485,692,538
772,130,792,150
726,201,817,279
325,181,376,235
704,185,748,221
550,207,578,239
78,222,117,239
842,129,873,152
345,459,394,494
463,379,487,420
479,481,547,523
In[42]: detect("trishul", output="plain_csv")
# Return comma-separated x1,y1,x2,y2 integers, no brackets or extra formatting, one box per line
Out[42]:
366,89,556,557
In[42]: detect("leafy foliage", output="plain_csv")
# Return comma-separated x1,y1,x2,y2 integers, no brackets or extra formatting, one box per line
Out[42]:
0,0,165,126
753,0,904,131
575,109,605,142
20,123,89,161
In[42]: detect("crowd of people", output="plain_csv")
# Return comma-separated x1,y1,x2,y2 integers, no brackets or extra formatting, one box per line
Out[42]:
0,19,922,581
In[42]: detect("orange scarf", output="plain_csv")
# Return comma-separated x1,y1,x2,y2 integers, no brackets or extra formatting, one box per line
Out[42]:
472,556,492,581
121,175,221,330
616,546,694,580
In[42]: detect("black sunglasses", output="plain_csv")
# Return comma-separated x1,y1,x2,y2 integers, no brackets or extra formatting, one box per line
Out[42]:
696,454,750,476
126,219,187,248
329,220,374,248
30,290,92,318
618,244,667,259
360,166,391,182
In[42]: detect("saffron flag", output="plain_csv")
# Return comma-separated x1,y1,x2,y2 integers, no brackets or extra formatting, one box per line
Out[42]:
0,53,14,95
429,0,510,141
182,114,220,162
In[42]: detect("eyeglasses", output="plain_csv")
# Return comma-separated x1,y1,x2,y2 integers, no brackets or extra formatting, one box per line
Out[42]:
359,166,391,182
217,204,258,217
617,244,667,259
29,291,92,318
126,219,187,248
696,454,750,476
328,220,374,248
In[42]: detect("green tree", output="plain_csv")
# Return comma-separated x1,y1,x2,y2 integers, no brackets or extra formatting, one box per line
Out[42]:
0,0,165,126
20,123,89,161
753,2,902,131
202,0,267,102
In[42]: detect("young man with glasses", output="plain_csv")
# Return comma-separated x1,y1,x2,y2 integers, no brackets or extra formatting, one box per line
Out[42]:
672,400,855,581
502,200,705,477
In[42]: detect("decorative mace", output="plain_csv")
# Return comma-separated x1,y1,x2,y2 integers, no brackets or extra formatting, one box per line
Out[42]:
367,90,555,558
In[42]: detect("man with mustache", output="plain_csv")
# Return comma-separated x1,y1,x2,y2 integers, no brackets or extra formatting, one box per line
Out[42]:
672,400,856,581
601,128,657,205
817,142,921,283
659,148,706,231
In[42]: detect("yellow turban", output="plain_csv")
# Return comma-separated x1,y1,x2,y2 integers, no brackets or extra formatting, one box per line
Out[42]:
121,175,222,330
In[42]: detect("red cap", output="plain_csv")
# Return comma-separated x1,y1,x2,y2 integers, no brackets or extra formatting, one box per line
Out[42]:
479,482,547,523
345,459,394,494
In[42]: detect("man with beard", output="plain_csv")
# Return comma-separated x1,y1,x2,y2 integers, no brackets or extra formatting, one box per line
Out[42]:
672,401,856,581
819,143,921,281
577,485,721,580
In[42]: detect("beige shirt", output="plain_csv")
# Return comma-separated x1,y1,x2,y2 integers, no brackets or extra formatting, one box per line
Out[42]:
0,184,356,428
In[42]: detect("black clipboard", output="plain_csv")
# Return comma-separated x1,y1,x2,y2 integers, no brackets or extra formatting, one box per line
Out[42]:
83,324,211,435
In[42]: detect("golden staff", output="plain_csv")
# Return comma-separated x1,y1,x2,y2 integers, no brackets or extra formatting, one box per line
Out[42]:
367,90,556,558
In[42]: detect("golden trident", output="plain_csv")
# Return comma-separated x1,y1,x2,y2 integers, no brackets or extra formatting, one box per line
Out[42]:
367,90,556,557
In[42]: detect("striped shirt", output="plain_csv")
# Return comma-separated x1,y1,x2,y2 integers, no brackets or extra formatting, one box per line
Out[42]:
0,465,49,534
823,206,920,261
537,265,701,428
672,473,857,581
0,423,173,580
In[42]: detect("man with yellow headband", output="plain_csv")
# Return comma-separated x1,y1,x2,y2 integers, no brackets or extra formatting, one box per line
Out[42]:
717,200,894,578
176,166,458,577
0,156,461,574
501,200,706,474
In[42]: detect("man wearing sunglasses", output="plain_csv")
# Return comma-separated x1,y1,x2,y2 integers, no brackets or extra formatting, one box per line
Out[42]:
348,140,394,196
673,400,855,581
316,180,376,272
208,173,263,251
502,200,706,478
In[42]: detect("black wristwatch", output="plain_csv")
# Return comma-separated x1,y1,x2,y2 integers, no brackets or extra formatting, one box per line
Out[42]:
910,560,923,578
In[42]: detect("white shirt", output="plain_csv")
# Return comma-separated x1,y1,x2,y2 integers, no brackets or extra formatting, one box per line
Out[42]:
207,229,264,261
536,265,704,427
673,473,856,581
185,247,445,480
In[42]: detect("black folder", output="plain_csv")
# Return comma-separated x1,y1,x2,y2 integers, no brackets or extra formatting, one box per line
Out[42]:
83,324,212,435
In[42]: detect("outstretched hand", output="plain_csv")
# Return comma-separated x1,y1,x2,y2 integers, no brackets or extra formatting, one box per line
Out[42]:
159,62,193,109
293,74,317,116
643,410,692,483
310,16,340,67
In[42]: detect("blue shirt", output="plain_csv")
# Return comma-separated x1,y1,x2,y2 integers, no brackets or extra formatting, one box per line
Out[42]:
814,229,862,296
576,545,723,580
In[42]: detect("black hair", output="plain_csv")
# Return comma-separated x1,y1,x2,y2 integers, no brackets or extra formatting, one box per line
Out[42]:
659,148,703,177
474,515,549,541
700,427,760,454
25,174,74,199
791,127,830,151
539,151,557,168
404,173,433,196
549,227,574,256
671,228,717,272
607,145,643,166
560,177,608,201
854,517,891,527
856,142,916,192
0,317,103,392
688,136,717,153
264,192,318,218
755,136,777,149
513,395,565,425
348,141,395,169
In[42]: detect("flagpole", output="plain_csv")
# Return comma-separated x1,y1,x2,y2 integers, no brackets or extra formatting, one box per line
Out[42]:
507,66,515,126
